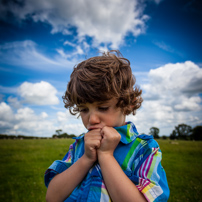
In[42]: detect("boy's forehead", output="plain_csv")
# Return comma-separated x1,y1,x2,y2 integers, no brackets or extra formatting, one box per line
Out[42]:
78,98,117,106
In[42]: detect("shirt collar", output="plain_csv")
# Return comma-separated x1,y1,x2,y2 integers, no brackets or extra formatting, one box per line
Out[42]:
114,121,139,144
73,121,139,144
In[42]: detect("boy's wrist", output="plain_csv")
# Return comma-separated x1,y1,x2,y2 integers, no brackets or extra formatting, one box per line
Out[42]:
81,154,96,166
97,152,114,162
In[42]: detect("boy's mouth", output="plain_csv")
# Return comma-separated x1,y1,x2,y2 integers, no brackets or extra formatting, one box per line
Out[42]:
88,126,102,131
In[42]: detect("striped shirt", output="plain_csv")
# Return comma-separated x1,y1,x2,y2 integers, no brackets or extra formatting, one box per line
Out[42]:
45,122,169,201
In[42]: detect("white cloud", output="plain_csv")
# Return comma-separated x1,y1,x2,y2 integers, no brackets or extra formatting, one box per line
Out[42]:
0,0,159,48
0,82,86,136
18,81,60,105
0,101,85,136
61,123,86,136
143,61,202,99
41,112,48,119
7,96,22,109
56,44,85,59
127,61,202,135
57,111,73,123
64,41,76,47
13,108,55,136
0,102,14,131
0,102,14,121
15,107,36,121
0,40,75,71
56,110,86,134
0,102,56,136
174,96,201,111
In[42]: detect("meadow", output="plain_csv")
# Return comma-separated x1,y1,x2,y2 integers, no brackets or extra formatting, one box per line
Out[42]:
0,138,201,202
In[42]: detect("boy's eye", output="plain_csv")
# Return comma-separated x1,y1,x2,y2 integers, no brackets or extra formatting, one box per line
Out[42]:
98,107,109,112
79,108,88,113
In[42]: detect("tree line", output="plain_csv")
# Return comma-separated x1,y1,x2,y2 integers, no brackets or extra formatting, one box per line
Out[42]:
1,124,201,140
52,129,76,139
0,134,48,139
0,129,76,139
149,124,202,140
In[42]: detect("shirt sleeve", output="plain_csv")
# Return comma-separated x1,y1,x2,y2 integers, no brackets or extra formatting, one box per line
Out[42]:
129,141,170,202
44,143,75,188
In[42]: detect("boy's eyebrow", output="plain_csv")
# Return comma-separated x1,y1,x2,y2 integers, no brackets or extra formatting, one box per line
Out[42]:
96,101,110,105
77,100,111,107
77,104,86,107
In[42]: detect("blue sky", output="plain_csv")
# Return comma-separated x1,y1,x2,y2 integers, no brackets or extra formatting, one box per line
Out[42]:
0,0,202,137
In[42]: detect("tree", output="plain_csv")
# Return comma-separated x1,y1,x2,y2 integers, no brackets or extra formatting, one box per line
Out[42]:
170,130,177,140
52,134,58,138
56,129,62,136
59,133,68,138
149,127,160,139
161,135,168,140
170,124,192,140
53,130,76,138
191,126,202,141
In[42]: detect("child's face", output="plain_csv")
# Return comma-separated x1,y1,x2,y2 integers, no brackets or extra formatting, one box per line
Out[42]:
78,98,126,131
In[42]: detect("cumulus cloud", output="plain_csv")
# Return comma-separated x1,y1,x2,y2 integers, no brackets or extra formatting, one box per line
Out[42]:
7,96,22,109
0,102,15,131
0,81,87,136
57,110,86,135
143,61,202,101
13,107,53,135
174,96,201,111
0,0,160,48
0,102,56,136
0,102,14,122
128,61,202,135
60,123,86,136
57,111,73,123
0,100,86,136
18,81,60,105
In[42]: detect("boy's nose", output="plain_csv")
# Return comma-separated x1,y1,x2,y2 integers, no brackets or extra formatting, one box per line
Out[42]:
89,112,100,125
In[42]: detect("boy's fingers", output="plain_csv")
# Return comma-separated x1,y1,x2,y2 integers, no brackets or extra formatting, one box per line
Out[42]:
85,129,102,142
87,138,101,147
93,140,101,149
84,131,102,150
85,134,102,142
101,126,121,140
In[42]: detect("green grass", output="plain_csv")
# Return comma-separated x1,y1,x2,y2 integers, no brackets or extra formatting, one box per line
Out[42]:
158,140,202,202
0,139,201,202
0,139,74,202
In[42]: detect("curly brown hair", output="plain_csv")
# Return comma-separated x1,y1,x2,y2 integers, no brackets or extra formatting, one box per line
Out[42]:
63,50,143,115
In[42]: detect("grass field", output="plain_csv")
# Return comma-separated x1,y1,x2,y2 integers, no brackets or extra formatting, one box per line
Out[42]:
0,139,201,202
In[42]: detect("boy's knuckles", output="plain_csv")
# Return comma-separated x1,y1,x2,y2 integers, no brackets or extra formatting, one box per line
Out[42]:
86,138,101,147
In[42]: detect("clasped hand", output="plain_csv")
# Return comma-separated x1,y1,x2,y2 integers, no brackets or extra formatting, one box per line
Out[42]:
84,127,121,163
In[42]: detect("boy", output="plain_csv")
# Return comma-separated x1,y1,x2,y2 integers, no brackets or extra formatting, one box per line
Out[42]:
45,51,170,202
